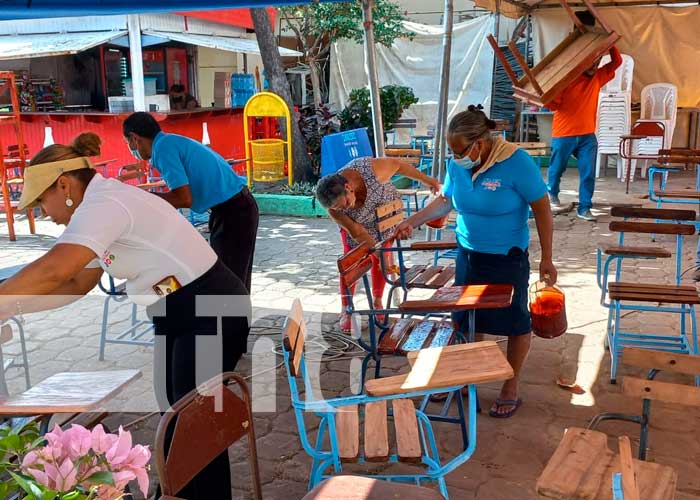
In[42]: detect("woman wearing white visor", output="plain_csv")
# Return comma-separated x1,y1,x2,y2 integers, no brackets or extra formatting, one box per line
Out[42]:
0,133,248,500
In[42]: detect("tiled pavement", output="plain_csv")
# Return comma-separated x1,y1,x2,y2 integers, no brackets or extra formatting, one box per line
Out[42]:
1,168,699,499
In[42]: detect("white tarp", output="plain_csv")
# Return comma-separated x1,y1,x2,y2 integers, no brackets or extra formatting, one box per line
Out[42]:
329,16,496,136
0,30,126,60
532,6,700,108
143,30,302,57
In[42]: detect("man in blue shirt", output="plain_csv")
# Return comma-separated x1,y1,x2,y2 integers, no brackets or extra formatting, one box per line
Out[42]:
123,112,258,292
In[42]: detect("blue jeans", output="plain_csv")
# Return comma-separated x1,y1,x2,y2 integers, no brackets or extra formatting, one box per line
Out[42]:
547,134,597,213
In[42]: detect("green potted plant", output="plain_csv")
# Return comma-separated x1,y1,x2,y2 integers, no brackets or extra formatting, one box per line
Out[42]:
337,84,419,153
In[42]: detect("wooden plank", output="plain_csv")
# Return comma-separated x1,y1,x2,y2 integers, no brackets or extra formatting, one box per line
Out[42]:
401,265,427,285
427,322,455,349
559,0,586,30
335,405,359,462
536,428,611,499
283,299,306,377
619,436,640,500
377,212,404,233
622,347,700,376
399,284,514,313
608,281,697,295
509,40,544,96
340,257,373,291
622,377,700,407
397,320,435,354
384,148,422,157
600,245,671,258
337,243,372,273
409,241,457,251
378,318,414,355
610,206,696,221
366,341,514,396
363,400,389,462
609,221,696,235
409,266,443,287
653,190,700,200
392,399,422,463
609,291,700,304
529,32,600,90
426,267,456,288
529,31,581,80
488,35,519,85
376,199,404,218
0,370,141,414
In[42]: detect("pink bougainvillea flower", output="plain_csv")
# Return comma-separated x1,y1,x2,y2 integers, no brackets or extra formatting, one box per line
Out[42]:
91,424,117,455
56,458,79,491
63,424,92,459
105,427,132,466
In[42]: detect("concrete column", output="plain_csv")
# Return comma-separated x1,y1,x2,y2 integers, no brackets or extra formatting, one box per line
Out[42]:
127,14,146,112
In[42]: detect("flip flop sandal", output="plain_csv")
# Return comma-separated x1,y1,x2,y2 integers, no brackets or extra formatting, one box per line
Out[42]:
488,398,522,418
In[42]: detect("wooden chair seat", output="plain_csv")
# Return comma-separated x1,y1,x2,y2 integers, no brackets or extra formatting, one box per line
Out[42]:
537,428,676,500
335,399,422,463
653,190,700,200
608,282,700,304
378,319,455,355
397,188,418,196
398,265,456,289
0,370,140,414
366,342,514,397
302,475,445,499
600,244,671,258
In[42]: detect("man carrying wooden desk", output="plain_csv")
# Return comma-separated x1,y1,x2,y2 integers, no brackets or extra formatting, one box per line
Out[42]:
546,10,622,222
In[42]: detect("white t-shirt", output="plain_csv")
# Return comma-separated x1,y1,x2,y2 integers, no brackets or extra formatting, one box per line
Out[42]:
58,174,217,305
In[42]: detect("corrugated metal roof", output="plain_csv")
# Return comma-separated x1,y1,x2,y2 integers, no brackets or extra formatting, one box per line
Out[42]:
0,31,127,60
143,30,302,56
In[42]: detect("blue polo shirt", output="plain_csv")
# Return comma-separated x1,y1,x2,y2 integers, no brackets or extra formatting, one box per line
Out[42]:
443,148,546,255
150,132,246,213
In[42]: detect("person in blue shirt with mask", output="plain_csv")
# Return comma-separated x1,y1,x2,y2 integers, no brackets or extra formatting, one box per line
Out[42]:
394,105,557,418
123,112,258,293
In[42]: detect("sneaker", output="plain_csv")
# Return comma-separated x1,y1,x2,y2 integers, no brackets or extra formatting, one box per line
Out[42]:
549,194,561,206
577,209,597,222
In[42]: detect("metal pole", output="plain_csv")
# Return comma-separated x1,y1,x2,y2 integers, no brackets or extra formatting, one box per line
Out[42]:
431,0,454,181
127,14,146,112
489,1,501,121
361,0,385,157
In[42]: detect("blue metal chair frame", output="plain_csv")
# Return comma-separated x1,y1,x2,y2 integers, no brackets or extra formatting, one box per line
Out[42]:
282,305,478,499
98,276,154,361
596,218,698,383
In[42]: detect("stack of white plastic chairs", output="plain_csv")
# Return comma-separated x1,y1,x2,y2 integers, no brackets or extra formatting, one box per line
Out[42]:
632,83,678,179
595,54,634,179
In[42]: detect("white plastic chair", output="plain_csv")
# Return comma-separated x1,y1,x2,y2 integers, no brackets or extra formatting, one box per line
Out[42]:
595,54,634,178
635,83,678,178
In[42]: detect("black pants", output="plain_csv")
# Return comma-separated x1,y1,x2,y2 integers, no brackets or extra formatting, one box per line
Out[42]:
209,187,259,293
149,260,251,500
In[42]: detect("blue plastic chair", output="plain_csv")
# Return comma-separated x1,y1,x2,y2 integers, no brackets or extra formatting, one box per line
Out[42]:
283,299,508,499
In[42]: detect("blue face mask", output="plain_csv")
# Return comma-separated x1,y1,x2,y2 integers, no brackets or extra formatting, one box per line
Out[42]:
453,143,480,170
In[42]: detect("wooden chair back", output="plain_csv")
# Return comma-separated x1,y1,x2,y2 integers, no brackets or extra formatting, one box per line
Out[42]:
376,199,405,236
337,243,374,292
622,347,700,408
608,221,695,236
283,299,307,377
656,148,700,167
154,373,262,499
618,436,640,500
610,206,696,222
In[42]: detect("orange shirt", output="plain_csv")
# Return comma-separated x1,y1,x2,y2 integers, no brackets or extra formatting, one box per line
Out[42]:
548,47,623,138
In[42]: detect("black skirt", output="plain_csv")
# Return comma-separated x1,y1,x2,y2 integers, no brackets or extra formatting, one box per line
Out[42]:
451,246,531,336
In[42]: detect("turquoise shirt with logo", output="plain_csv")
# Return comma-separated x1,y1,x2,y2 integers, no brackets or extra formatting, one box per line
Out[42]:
442,148,546,255
150,132,246,213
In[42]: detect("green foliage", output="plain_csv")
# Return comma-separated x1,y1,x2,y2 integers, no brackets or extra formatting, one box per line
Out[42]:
337,85,419,148
279,0,412,56
279,181,318,197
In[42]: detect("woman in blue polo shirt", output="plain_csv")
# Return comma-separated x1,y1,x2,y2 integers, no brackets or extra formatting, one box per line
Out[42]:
123,112,258,293
394,105,557,418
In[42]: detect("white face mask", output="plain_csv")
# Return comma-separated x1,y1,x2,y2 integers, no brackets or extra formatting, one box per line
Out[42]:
453,142,481,170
